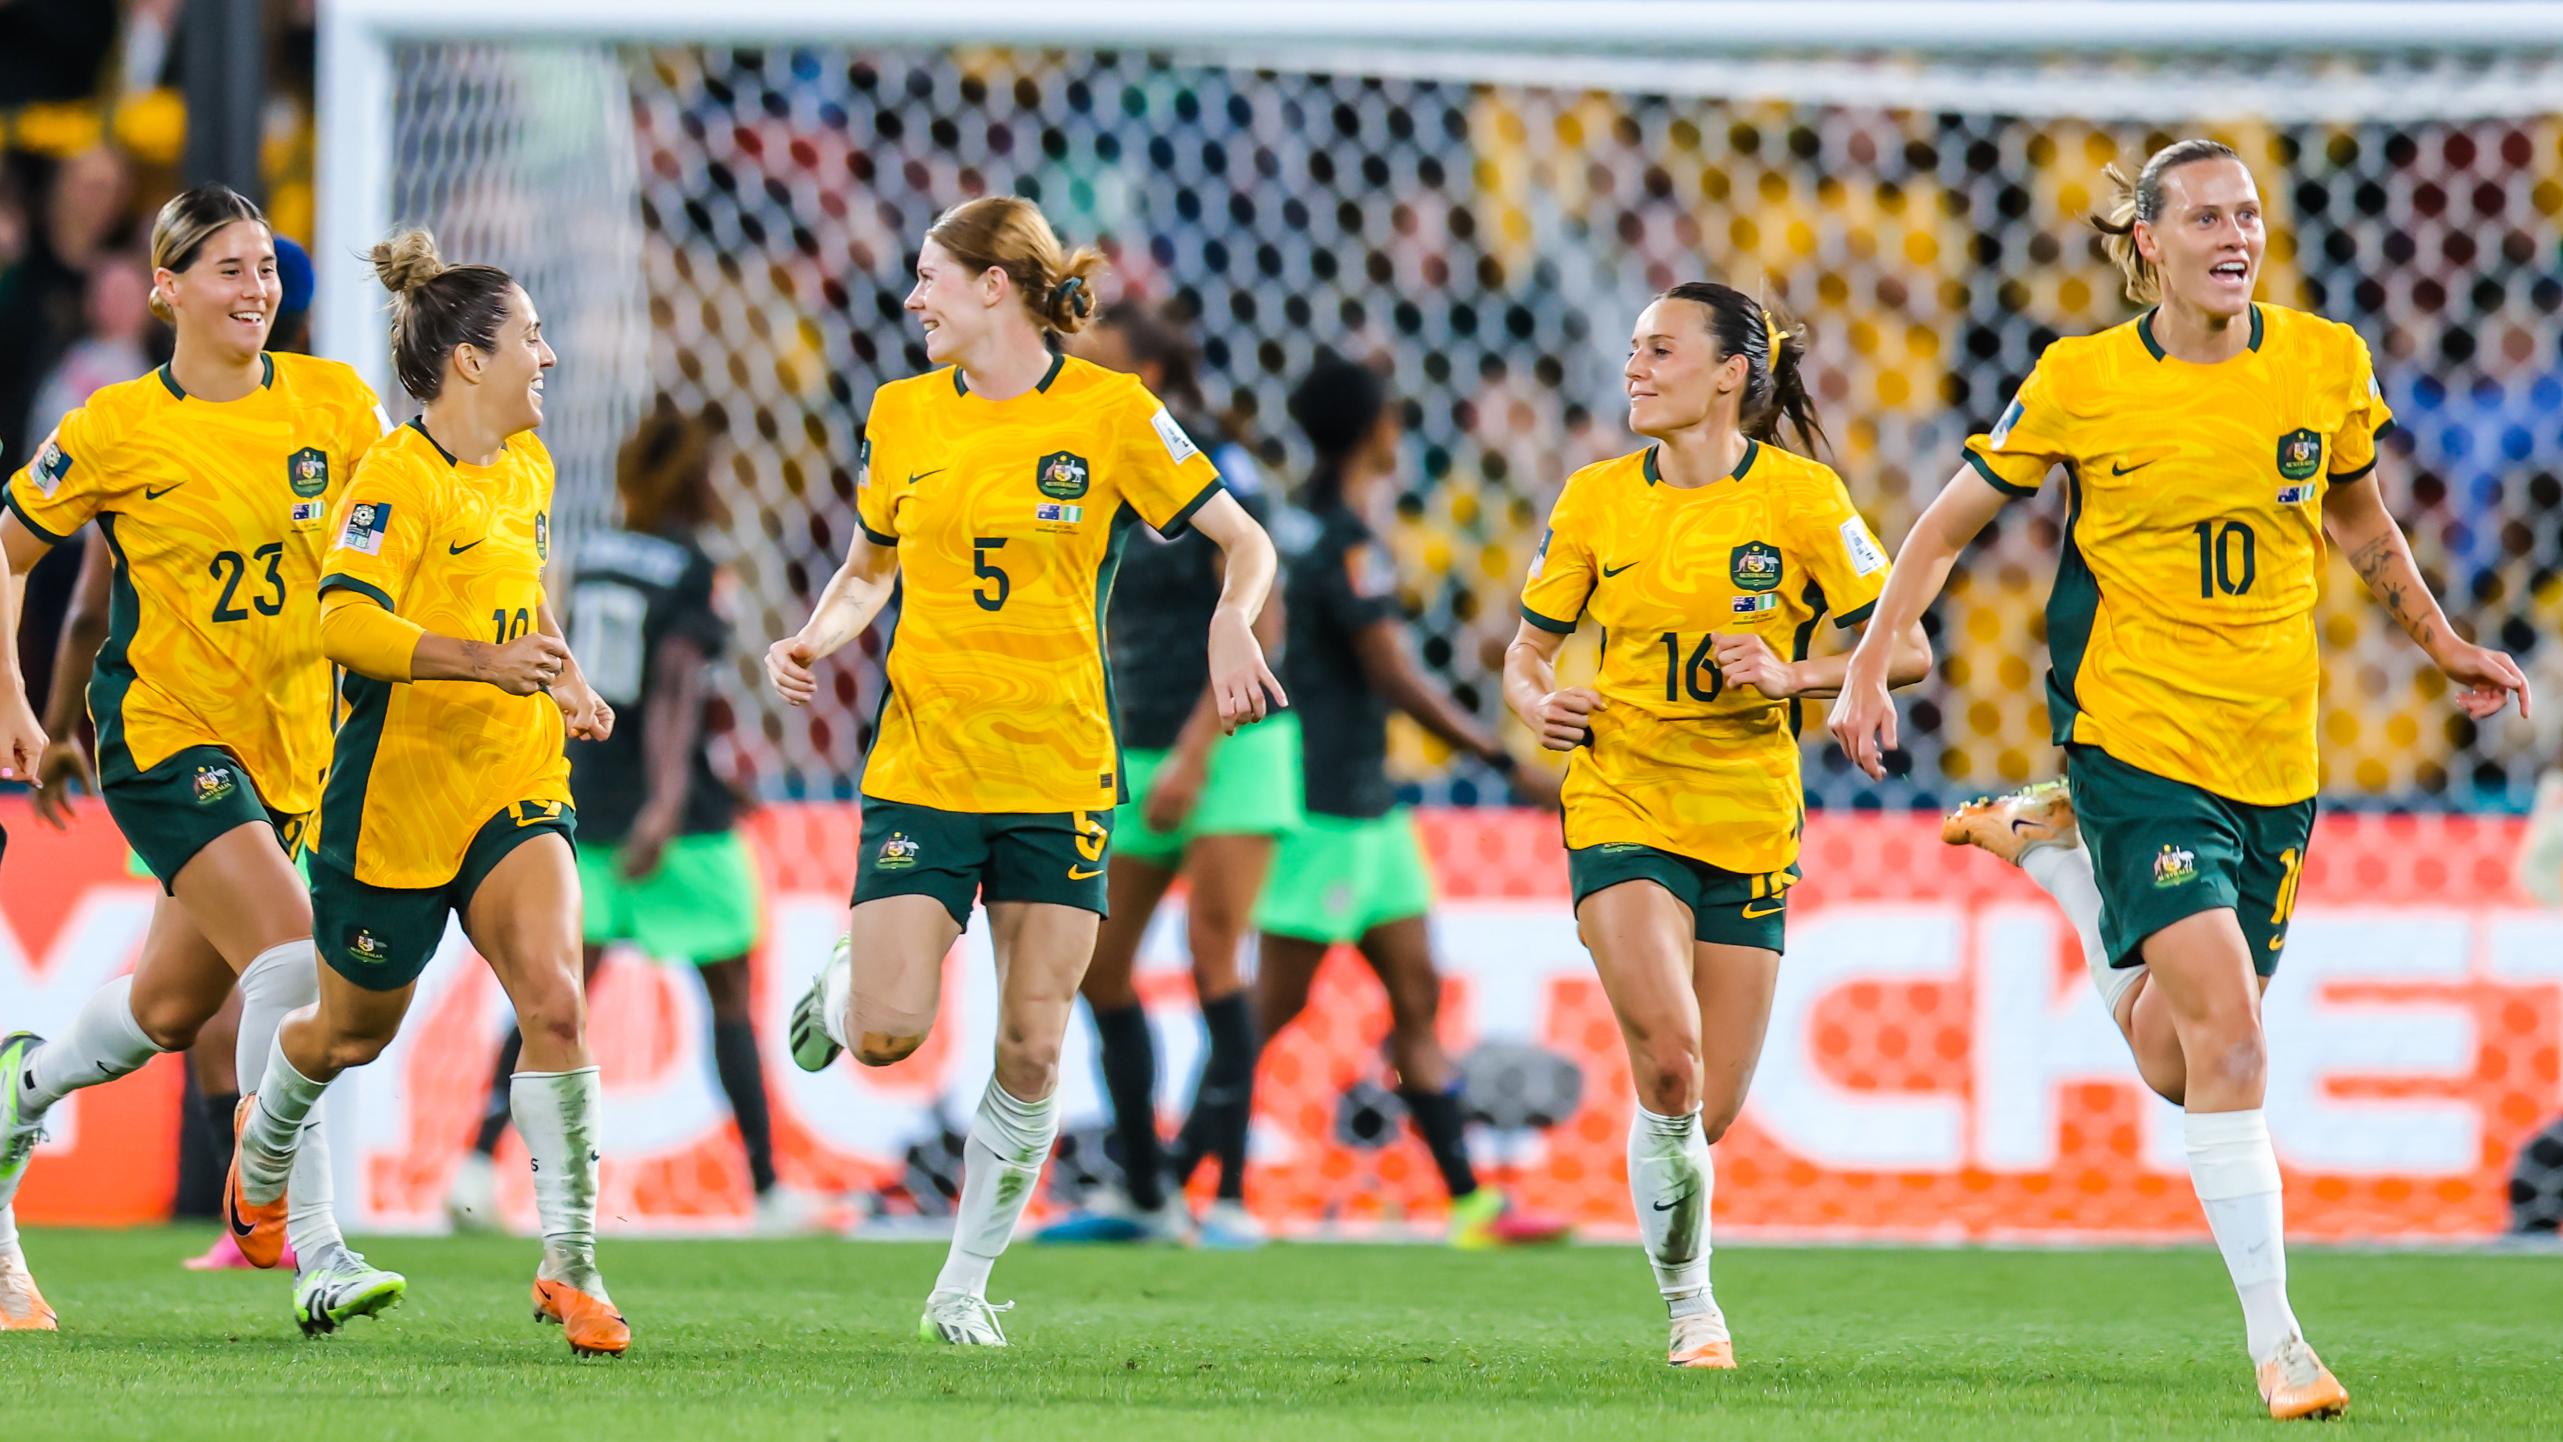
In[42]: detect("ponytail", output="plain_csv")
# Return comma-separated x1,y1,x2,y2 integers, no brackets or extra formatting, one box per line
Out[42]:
2089,137,2243,304
1656,281,1829,458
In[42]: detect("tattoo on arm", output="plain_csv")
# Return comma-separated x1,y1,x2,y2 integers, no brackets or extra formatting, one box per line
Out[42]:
2346,531,2437,652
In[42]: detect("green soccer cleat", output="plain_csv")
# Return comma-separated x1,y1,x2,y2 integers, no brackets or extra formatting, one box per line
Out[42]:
917,1291,1011,1346
294,1252,408,1336
787,936,850,1073
0,1033,48,1213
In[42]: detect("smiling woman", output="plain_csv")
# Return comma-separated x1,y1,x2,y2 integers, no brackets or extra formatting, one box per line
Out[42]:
0,183,393,1337
1832,138,2534,1420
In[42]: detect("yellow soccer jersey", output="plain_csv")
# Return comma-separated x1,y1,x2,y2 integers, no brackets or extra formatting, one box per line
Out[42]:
315,419,570,888
856,353,1223,814
2,354,385,814
1520,440,1893,876
1962,303,2392,805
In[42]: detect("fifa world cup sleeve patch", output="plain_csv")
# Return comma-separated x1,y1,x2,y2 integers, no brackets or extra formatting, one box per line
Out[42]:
1150,407,1201,465
1839,517,1887,575
29,435,71,497
340,500,394,556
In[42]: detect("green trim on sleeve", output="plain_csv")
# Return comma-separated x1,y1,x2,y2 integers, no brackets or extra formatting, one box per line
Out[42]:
858,521,898,548
1,484,72,544
1963,450,2039,498
1518,602,1577,635
1158,478,1226,538
2327,457,2378,483
318,574,396,610
1831,599,1878,630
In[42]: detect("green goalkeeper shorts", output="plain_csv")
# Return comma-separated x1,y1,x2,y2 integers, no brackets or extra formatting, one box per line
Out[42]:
578,829,763,965
1252,807,1434,945
1112,713,1304,868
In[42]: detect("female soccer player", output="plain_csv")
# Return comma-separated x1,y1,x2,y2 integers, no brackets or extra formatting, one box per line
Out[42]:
448,407,818,1236
0,185,395,1334
1042,302,1291,1249
770,196,1282,1345
1833,140,2529,1420
1502,285,1931,1368
226,231,626,1357
1255,354,1571,1253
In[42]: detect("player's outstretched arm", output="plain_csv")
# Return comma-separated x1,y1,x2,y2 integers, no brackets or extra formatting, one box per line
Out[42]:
1833,466,2010,779
2323,472,2529,720
1188,490,1287,732
766,530,897,707
0,514,58,778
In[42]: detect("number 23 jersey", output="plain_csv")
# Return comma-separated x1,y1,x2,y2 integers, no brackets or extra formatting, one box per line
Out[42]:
315,418,569,888
856,354,1223,815
1520,440,1892,876
1963,303,2392,806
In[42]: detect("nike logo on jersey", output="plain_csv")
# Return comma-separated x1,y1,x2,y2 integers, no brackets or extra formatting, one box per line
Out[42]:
2109,459,2156,476
1067,865,1104,881
1602,561,1638,577
1740,901,1785,919
906,468,947,484
145,482,186,500
448,539,483,555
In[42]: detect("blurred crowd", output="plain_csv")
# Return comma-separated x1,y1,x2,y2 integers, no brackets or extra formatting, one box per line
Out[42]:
9,22,2563,811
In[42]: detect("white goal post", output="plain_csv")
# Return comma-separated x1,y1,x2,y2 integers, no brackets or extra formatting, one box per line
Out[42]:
312,0,2563,404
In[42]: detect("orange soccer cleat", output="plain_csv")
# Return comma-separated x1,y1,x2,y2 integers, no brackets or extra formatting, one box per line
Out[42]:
533,1275,629,1357
220,1096,289,1269
1667,1313,1735,1370
0,1251,55,1331
2257,1338,2349,1421
1941,779,2080,866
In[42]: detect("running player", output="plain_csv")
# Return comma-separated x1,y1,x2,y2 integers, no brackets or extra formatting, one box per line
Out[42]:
1833,140,2529,1420
1256,354,1572,1252
226,231,628,1356
1040,302,1292,1249
1502,285,1930,1366
770,196,1283,1345
0,185,395,1333
446,407,817,1235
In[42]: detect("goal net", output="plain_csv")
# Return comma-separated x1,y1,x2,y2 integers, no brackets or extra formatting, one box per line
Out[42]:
312,2,2563,1238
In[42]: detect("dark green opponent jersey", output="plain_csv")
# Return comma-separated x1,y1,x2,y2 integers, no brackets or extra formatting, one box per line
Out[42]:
1274,494,1402,819
564,526,736,842
1105,420,1268,749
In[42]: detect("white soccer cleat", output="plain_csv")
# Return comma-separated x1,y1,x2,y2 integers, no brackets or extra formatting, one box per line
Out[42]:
445,1151,503,1234
918,1290,1012,1346
294,1251,408,1336
1667,1309,1735,1369
751,1184,833,1237
788,936,852,1073
1195,1199,1266,1251
0,1033,49,1215
0,1244,55,1332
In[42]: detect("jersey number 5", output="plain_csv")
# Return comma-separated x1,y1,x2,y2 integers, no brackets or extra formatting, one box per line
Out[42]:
973,536,1010,612
209,544,286,622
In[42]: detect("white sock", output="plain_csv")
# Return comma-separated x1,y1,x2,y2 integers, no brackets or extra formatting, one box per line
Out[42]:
21,975,164,1113
2019,843,2131,1011
233,942,317,1106
0,1203,18,1261
239,1040,331,1205
935,1080,1057,1300
513,1067,606,1298
286,1110,347,1271
820,936,853,1051
2185,1108,2301,1363
1629,1102,1721,1329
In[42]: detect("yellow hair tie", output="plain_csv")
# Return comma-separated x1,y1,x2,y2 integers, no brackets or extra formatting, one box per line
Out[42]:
1760,308,1785,361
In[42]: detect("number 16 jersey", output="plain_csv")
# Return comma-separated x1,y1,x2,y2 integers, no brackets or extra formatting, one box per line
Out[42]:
316,418,569,889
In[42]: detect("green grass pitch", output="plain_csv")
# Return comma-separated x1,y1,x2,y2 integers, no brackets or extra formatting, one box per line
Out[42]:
10,1228,2558,1440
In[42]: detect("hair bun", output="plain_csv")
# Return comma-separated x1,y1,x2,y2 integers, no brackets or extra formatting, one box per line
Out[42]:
369,229,447,296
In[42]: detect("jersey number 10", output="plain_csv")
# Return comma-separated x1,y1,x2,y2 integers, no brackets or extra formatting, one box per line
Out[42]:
491,607,532,642
2193,520,2258,598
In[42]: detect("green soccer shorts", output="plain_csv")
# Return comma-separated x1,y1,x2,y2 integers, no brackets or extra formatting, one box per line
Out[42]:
1112,712,1304,867
1252,807,1434,945
2065,743,2315,975
580,829,763,964
852,796,1115,927
1568,841,1798,952
312,804,578,990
